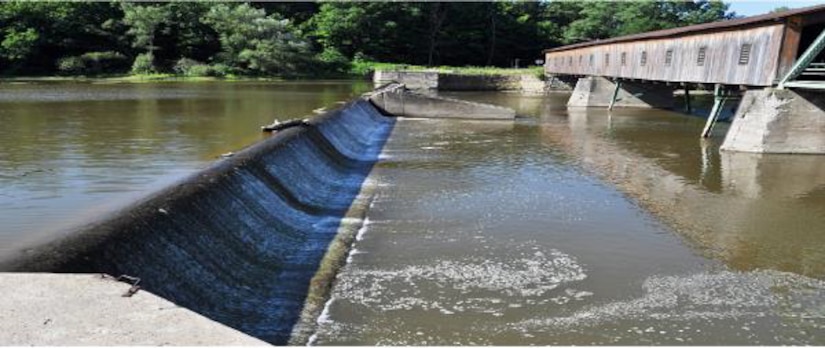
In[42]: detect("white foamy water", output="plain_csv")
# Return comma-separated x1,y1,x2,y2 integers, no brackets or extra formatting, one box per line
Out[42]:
331,247,587,312
517,269,825,331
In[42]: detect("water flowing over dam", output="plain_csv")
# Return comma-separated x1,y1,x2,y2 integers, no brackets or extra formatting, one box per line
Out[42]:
0,98,395,344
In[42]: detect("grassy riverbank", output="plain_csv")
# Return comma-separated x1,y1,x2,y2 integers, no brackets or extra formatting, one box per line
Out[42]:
1,62,545,84
0,74,290,84
352,61,544,77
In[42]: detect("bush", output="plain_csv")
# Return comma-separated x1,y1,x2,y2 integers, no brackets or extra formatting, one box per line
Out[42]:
188,64,213,77
56,51,129,75
171,58,233,78
57,56,86,75
207,63,231,77
80,51,129,74
131,53,156,74
316,48,351,76
173,57,205,76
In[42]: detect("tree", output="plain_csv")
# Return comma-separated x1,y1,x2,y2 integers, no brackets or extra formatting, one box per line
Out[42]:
0,1,125,74
121,3,168,55
0,28,38,61
563,0,735,44
202,3,311,75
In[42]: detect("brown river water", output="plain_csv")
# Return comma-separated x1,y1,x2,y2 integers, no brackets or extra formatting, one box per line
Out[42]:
0,81,371,253
1,82,824,344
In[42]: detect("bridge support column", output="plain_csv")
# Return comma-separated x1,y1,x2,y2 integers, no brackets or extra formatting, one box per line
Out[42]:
567,76,675,109
721,88,825,154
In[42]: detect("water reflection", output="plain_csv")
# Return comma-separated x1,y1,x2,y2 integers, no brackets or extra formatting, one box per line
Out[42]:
532,99,825,279
314,95,825,345
0,81,370,254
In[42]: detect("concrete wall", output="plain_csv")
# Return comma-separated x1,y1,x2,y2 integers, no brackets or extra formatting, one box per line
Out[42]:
721,88,825,154
0,273,268,345
373,70,569,93
373,70,439,90
567,76,675,109
369,83,516,119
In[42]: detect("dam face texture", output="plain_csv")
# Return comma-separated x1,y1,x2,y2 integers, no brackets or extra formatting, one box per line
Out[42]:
0,99,396,344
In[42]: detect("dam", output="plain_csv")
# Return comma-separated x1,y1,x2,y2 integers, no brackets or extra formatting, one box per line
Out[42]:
1,81,825,345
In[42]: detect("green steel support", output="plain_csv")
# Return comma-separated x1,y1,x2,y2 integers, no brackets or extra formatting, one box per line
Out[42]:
701,84,725,138
778,28,825,89
684,87,692,113
608,80,621,111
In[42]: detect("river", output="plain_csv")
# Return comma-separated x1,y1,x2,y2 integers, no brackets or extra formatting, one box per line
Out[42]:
1,82,823,344
311,92,825,345
0,80,371,255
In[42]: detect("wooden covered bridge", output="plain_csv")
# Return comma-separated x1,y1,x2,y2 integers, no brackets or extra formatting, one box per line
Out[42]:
543,4,825,154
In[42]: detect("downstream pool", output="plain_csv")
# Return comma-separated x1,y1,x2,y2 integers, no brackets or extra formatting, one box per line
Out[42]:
312,92,825,345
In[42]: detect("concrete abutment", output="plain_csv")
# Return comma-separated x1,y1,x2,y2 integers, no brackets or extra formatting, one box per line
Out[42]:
721,88,825,154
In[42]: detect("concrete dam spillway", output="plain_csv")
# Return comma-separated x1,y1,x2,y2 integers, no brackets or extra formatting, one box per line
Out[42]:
0,98,397,344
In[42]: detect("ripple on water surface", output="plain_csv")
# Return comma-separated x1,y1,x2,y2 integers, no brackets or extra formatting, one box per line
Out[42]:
312,114,825,346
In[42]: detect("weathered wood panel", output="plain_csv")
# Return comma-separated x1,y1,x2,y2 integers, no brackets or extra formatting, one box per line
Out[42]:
545,24,786,86
777,16,803,80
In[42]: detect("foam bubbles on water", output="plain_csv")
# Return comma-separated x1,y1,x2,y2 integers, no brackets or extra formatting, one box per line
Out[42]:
516,269,825,332
355,217,371,242
332,248,587,313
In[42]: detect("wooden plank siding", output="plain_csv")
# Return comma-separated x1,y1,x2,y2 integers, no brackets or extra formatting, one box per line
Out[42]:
777,16,803,80
545,24,786,86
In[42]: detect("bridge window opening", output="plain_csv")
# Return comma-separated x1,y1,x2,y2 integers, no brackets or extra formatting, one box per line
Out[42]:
579,55,582,65
568,56,572,66
641,51,647,66
605,53,610,66
797,21,825,59
621,52,626,66
697,46,707,66
665,49,674,66
796,21,825,82
738,44,751,65
590,54,594,66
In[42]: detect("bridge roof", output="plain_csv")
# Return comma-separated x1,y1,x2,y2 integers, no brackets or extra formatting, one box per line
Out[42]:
544,3,825,53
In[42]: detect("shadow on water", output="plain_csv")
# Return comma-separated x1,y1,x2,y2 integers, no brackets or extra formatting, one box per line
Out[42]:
0,99,395,344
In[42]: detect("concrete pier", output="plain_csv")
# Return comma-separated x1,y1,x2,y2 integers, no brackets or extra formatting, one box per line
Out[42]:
721,88,825,154
0,273,268,345
567,76,675,109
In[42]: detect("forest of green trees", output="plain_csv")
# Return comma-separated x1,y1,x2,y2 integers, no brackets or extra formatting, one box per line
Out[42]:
0,1,736,78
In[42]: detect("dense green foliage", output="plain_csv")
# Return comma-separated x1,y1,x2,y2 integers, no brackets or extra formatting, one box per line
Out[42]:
0,1,737,77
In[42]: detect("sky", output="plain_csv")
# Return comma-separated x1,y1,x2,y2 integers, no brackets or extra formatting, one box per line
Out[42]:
727,0,824,17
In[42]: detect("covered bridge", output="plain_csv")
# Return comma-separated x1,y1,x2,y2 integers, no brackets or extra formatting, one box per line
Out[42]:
542,4,825,155
544,4,825,87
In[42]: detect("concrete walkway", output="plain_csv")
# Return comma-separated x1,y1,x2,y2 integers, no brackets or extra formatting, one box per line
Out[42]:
0,273,268,346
